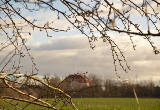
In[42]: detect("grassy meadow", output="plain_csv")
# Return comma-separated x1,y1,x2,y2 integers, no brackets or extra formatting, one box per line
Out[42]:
0,98,160,110
73,98,160,110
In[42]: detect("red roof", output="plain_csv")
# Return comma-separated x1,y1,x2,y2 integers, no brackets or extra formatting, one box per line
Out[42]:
67,74,91,83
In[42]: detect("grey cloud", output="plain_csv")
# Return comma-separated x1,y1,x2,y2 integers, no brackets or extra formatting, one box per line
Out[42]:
32,36,90,51
29,36,160,81
1,35,160,81
35,52,112,77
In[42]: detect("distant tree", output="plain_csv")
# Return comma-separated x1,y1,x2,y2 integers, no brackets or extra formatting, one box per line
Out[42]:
104,78,159,98
104,78,119,97
49,75,61,87
88,74,103,97
118,80,133,97
89,74,101,86
154,86,160,97
146,79,155,97
0,79,5,96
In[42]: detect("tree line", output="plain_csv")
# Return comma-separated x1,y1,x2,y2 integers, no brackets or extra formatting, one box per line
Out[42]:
70,74,160,98
0,74,160,98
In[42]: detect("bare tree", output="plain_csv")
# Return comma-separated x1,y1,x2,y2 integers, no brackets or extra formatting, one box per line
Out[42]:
88,74,103,97
1,0,159,75
49,74,61,87
0,73,77,109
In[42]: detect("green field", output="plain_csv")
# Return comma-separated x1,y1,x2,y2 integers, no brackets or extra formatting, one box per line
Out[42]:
73,98,160,110
0,98,160,110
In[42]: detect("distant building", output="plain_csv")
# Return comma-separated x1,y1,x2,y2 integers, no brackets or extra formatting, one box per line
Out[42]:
60,72,91,91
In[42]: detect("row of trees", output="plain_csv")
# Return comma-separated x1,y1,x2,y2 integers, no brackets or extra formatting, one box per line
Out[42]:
104,79,160,98
1,74,159,98
71,74,160,98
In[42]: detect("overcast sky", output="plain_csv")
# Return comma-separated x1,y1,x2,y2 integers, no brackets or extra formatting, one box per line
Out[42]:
27,33,160,81
1,0,160,82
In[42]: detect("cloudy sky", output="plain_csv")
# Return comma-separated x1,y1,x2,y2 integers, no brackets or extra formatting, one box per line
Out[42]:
1,0,160,82
29,34,160,81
